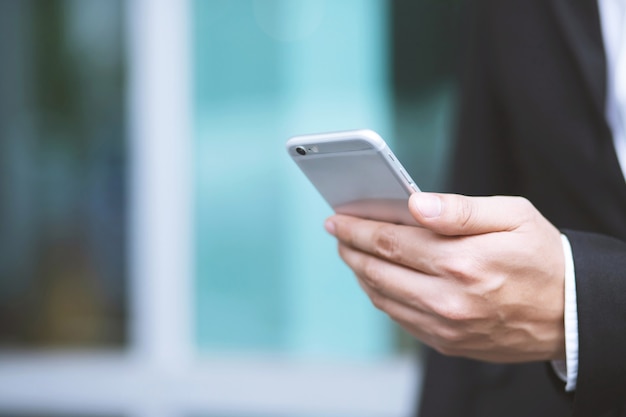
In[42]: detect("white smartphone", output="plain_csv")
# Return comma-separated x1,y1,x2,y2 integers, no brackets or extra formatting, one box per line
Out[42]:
286,129,420,225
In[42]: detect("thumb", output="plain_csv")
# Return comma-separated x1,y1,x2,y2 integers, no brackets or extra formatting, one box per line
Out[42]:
408,193,532,236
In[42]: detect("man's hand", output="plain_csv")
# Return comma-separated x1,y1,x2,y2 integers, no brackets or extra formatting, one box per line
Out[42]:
325,193,566,363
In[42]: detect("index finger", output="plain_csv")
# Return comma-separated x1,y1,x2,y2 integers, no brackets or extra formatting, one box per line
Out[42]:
326,214,453,275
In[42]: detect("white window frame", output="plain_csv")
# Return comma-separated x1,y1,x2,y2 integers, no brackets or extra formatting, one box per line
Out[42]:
0,1,420,416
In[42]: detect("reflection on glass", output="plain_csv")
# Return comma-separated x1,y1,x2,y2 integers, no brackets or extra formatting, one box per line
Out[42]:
0,0,127,348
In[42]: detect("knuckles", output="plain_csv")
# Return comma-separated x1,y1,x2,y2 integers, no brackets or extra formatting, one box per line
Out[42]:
432,295,474,323
456,197,476,232
432,325,466,345
512,196,533,211
442,253,481,284
337,245,387,294
510,196,536,224
427,323,471,358
428,306,482,357
361,256,386,294
371,225,402,262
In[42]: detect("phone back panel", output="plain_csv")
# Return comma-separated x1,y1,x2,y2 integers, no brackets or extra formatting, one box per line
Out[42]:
287,130,419,225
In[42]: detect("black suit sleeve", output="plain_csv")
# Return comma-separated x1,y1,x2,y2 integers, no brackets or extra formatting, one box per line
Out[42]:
421,1,626,416
562,230,626,417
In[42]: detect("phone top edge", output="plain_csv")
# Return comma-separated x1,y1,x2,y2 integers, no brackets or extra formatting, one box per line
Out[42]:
286,129,386,152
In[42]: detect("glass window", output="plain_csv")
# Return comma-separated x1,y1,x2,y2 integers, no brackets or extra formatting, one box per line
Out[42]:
0,1,461,416
192,0,462,359
193,0,395,358
0,0,127,348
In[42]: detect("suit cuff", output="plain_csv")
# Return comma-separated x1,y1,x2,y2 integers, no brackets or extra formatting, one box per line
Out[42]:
551,234,579,392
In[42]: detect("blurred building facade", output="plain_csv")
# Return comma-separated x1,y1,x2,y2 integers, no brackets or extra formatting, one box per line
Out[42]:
0,1,460,416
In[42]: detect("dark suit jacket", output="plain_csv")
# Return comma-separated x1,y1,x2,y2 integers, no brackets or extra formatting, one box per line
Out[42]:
417,1,626,416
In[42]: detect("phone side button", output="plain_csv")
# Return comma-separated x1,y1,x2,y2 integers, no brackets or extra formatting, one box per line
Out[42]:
399,168,411,183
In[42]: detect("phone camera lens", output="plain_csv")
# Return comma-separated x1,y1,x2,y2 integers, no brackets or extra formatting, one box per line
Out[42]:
296,146,307,155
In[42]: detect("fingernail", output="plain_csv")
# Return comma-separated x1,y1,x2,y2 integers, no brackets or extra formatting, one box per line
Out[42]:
324,219,336,235
414,193,442,218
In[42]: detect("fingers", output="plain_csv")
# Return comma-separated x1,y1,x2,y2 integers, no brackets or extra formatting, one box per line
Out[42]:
327,214,454,275
325,193,539,274
338,243,443,313
340,243,493,358
327,194,567,363
408,193,536,236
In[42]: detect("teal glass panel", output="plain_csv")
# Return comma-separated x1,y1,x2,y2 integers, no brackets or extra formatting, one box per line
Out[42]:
193,0,394,358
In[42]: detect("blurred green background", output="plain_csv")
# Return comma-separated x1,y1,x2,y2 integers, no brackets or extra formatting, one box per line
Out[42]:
0,0,461,416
